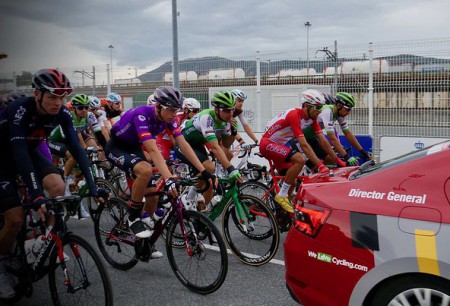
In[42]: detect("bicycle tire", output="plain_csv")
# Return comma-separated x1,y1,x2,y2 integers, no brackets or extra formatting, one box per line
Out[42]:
48,233,113,306
94,197,138,270
222,194,280,266
166,210,228,294
239,181,276,212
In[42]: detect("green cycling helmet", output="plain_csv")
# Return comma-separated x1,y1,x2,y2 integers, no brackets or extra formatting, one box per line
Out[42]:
71,94,90,108
211,91,235,108
336,92,356,108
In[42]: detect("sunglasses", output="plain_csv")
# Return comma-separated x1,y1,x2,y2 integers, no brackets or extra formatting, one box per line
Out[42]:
189,109,200,113
42,84,73,97
343,105,353,111
161,105,180,113
75,106,89,110
308,104,323,111
219,108,235,113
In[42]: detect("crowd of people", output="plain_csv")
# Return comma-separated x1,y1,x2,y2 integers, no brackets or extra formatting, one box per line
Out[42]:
0,68,370,299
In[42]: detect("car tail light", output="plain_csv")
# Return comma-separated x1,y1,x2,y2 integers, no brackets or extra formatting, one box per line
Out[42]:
293,201,330,237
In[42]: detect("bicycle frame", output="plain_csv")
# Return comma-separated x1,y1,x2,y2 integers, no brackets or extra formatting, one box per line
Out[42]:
207,177,251,226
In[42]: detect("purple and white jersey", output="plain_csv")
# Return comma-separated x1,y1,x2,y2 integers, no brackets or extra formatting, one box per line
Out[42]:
111,105,182,145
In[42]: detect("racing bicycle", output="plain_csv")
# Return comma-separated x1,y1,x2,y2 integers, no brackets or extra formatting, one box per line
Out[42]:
93,179,229,294
0,195,113,305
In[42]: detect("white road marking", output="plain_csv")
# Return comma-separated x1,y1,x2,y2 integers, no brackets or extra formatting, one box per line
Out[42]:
203,244,285,266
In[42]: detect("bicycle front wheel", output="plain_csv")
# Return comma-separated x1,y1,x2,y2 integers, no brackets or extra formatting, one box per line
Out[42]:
222,194,280,266
166,210,228,294
94,197,138,270
48,233,113,306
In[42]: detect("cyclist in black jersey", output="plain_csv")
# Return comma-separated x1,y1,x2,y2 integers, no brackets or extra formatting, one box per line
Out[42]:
0,69,104,298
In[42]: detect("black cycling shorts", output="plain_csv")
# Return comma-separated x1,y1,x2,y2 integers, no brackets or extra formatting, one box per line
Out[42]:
0,147,60,213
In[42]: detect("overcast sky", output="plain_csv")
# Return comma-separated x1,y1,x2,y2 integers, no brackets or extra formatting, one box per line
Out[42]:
1,0,450,82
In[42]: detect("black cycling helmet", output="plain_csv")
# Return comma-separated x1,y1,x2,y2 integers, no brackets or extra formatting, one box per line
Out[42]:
153,86,183,109
32,69,73,97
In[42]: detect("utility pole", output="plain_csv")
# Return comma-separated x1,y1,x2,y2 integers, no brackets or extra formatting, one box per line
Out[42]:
73,66,96,95
316,43,338,94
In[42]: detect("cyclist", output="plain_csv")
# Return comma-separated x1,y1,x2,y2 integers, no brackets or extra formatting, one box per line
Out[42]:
101,92,123,134
174,91,242,210
317,92,372,164
230,89,259,149
48,94,99,194
89,95,110,148
259,89,334,213
0,69,104,298
105,86,215,241
155,97,202,160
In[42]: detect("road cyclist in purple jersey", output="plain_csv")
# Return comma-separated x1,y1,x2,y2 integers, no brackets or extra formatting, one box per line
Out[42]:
104,86,216,251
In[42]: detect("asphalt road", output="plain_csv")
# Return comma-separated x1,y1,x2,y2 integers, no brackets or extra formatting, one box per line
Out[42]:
12,216,297,306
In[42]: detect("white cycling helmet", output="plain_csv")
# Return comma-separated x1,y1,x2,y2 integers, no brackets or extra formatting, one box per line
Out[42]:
147,94,156,105
300,89,326,107
106,92,122,103
182,97,201,110
231,89,247,101
88,96,101,109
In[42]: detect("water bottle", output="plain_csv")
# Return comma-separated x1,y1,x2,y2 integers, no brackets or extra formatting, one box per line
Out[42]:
153,208,165,222
207,195,222,211
26,235,46,264
24,238,37,264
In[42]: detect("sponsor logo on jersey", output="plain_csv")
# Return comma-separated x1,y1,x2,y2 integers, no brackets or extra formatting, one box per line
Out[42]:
13,106,27,125
138,115,146,122
266,143,288,155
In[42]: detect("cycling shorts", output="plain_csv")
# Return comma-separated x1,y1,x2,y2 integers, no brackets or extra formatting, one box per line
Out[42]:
259,137,296,173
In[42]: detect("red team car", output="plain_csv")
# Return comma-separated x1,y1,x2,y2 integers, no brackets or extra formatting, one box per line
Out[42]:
284,141,450,306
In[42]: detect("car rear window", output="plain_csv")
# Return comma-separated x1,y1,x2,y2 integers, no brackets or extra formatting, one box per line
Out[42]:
351,141,449,179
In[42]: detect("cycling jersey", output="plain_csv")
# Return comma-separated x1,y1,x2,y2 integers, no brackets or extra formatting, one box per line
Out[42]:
49,110,97,141
110,105,182,146
91,109,107,132
182,109,232,146
156,112,186,160
262,108,322,144
302,105,349,138
232,109,248,129
0,97,96,200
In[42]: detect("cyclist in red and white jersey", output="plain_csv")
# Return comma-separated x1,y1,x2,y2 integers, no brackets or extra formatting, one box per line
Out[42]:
259,89,332,213
155,97,201,160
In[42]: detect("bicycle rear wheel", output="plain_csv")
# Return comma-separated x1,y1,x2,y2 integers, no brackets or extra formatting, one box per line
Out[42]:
48,233,113,306
166,210,228,294
239,181,276,212
94,197,138,270
222,194,280,266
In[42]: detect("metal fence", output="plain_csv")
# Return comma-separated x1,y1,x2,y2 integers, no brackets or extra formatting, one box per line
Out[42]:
2,38,449,157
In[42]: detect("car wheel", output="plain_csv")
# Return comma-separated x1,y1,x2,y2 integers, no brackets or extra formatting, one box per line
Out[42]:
370,274,450,306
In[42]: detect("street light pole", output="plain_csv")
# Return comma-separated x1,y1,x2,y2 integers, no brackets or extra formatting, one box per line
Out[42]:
305,21,311,78
172,0,180,89
108,44,114,85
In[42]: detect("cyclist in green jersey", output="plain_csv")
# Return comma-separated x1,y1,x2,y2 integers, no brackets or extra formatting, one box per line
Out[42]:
174,91,242,210
48,94,98,190
302,92,372,166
